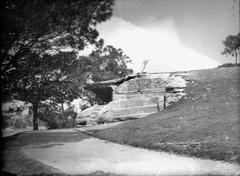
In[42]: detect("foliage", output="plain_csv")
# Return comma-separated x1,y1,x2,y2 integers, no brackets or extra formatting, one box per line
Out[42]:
12,117,27,129
1,0,114,101
1,0,114,130
7,52,81,102
218,63,240,68
2,114,12,129
3,52,80,129
72,45,134,105
89,45,133,81
221,33,240,64
38,106,77,129
3,51,88,130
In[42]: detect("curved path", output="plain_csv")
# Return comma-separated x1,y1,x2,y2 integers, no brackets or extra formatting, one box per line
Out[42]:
22,133,240,176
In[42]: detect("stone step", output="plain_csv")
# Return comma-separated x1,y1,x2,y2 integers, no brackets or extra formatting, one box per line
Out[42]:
105,112,154,122
78,105,107,117
109,97,163,109
110,105,158,117
93,108,102,111
92,110,102,113
93,106,105,110
113,93,165,101
116,87,165,94
91,112,99,115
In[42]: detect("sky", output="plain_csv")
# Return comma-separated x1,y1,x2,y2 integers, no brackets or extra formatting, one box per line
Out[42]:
96,0,239,73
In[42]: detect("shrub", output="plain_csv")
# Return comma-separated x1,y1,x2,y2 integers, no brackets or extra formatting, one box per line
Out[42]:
38,109,77,129
3,114,28,129
96,117,107,124
218,63,240,68
2,114,12,129
12,117,27,128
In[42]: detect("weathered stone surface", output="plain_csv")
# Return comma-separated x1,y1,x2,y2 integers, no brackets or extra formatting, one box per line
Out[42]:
165,93,186,107
110,105,158,117
113,76,167,101
166,76,187,88
76,105,109,126
76,73,188,126
109,97,162,109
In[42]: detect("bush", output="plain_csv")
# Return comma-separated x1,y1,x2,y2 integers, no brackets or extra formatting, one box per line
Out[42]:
96,117,107,124
2,114,27,129
218,63,240,68
13,117,27,128
38,109,77,129
2,114,12,129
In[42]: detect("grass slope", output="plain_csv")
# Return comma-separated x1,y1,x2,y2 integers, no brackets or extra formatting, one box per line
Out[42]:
94,67,240,162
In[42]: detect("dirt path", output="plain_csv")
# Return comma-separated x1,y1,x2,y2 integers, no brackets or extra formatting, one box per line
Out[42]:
22,137,240,176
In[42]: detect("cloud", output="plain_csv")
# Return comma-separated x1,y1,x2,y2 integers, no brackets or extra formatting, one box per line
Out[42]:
97,16,220,73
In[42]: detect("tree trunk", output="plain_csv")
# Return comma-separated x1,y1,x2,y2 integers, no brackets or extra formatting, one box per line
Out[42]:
235,52,238,64
61,103,64,113
32,103,39,131
163,95,166,109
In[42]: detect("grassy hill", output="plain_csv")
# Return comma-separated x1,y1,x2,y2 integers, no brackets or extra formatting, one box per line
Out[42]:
94,67,240,162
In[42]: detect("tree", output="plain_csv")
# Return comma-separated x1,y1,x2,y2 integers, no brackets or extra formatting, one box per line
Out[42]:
141,59,149,73
1,0,114,101
78,45,133,105
89,45,133,82
1,0,114,130
5,51,86,130
221,33,240,64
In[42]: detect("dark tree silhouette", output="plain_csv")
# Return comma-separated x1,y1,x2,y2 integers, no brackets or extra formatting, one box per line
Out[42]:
221,33,240,64
1,0,114,101
6,52,85,130
1,0,114,130
89,45,133,82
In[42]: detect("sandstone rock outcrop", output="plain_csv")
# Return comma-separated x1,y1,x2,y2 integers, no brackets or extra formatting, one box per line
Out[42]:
76,72,188,126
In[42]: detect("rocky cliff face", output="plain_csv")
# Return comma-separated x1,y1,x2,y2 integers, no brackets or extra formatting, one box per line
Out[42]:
76,72,189,126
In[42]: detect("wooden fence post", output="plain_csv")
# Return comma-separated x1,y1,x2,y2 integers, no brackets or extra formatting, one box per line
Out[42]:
163,94,166,109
